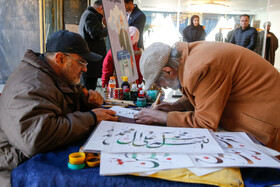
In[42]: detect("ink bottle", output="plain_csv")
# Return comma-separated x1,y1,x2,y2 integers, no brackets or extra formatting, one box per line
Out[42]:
137,90,146,107
103,85,108,100
108,76,116,99
123,88,130,100
121,76,130,92
130,84,138,102
137,84,143,97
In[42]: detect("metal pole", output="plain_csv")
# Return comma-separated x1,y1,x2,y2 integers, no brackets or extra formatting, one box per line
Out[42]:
262,0,270,58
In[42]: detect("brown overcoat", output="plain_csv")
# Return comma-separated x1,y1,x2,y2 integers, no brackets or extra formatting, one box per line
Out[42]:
167,42,280,151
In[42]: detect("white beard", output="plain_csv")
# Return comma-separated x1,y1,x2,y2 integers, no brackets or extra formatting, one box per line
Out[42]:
165,77,180,90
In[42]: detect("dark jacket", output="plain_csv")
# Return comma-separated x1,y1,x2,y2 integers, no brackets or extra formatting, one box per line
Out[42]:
230,26,258,50
225,29,234,42
0,50,97,185
128,5,146,49
79,6,108,78
182,25,206,42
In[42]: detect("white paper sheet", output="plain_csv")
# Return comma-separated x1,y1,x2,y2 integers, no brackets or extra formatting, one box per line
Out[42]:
136,168,223,177
188,167,222,176
189,132,280,168
100,152,194,175
110,106,139,119
255,144,280,157
83,121,118,152
109,122,224,153
84,121,224,154
85,122,280,176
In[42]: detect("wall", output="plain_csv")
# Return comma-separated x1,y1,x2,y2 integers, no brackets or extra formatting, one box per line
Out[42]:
64,0,87,25
64,0,87,34
0,0,40,83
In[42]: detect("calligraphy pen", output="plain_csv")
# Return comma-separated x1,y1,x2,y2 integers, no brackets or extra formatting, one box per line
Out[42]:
151,92,162,109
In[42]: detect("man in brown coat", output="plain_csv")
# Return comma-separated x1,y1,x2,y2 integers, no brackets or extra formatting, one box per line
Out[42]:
135,42,280,152
0,30,118,186
256,21,279,66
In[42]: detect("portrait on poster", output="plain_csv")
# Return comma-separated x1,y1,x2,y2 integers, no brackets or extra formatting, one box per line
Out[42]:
103,0,138,84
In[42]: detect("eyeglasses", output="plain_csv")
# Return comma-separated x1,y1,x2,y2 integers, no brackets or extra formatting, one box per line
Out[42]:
63,53,88,67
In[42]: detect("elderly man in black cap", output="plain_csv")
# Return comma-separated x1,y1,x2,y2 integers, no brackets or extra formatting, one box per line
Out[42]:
0,30,118,186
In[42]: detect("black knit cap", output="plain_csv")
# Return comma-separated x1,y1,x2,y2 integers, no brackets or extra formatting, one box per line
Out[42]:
46,30,102,62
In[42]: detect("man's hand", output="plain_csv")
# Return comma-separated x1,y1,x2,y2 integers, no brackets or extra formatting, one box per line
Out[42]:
92,108,118,122
153,101,185,112
134,108,167,125
83,88,103,107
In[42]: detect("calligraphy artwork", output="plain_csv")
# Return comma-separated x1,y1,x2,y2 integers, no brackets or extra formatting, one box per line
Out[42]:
215,132,258,149
82,121,119,152
189,132,280,168
84,122,280,176
109,123,224,153
110,106,139,119
103,0,138,85
83,121,224,153
100,152,194,175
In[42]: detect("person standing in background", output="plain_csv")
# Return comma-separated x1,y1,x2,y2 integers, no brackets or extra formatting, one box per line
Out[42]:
225,23,240,43
125,0,146,49
79,0,108,90
215,28,223,42
182,15,206,43
256,21,278,66
230,14,258,51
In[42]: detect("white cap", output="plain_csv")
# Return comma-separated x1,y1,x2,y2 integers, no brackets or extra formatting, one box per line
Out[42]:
140,42,172,90
129,26,140,45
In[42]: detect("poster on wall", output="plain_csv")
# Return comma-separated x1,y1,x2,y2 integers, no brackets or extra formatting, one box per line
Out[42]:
103,0,138,85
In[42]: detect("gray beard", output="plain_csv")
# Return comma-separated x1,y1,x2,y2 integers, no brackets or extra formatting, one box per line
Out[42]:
165,77,180,90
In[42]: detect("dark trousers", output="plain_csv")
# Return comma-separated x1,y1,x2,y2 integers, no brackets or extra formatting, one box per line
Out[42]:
83,77,98,90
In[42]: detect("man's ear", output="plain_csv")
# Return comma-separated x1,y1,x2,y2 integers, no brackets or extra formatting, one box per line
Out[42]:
54,52,65,66
162,67,177,79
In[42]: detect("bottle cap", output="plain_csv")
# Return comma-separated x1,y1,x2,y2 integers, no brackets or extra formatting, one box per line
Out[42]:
121,76,128,81
110,76,115,79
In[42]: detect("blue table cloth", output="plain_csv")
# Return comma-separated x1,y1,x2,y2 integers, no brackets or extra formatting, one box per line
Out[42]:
12,140,280,187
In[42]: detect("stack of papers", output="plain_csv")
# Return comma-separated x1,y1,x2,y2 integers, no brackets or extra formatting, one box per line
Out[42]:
83,121,280,176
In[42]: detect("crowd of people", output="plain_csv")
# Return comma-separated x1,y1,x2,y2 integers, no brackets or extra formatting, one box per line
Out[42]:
0,0,279,186
184,14,278,65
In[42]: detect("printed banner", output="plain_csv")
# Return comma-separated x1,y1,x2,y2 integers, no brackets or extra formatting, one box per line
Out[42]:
103,0,138,85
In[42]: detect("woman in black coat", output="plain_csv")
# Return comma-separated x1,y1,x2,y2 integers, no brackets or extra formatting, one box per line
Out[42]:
183,15,206,42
